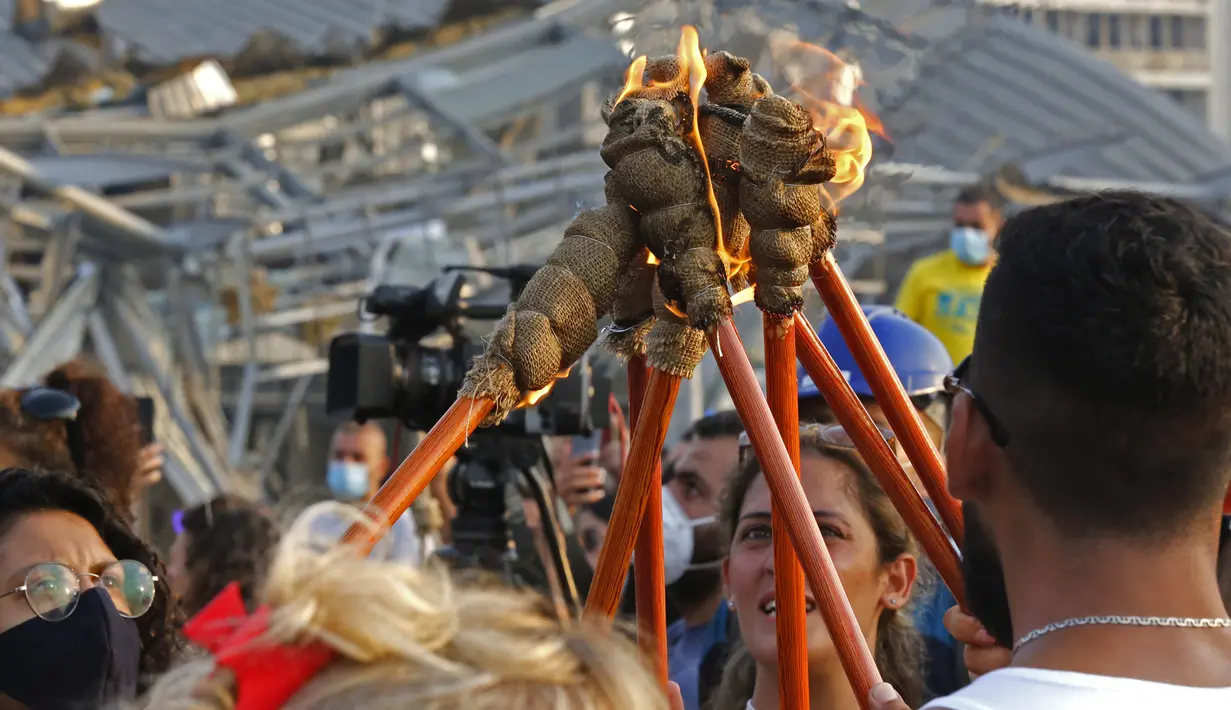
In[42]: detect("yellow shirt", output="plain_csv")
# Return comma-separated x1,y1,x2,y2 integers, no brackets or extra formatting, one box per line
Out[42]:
894,250,991,362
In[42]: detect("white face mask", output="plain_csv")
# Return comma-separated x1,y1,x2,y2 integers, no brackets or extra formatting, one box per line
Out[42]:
661,485,718,585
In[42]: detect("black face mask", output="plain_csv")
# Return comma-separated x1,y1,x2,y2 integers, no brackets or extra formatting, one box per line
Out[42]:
0,587,141,710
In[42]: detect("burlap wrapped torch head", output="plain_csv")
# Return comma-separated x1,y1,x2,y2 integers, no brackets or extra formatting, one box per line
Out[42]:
697,51,774,294
739,95,838,317
458,204,641,424
601,57,731,333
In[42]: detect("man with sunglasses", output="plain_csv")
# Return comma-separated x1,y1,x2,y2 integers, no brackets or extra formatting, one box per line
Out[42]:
871,192,1231,710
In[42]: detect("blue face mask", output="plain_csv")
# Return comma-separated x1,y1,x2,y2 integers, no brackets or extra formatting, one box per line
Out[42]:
326,460,370,500
950,226,991,266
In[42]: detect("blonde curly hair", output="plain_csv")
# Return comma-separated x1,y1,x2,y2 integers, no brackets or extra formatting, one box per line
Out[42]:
140,502,669,710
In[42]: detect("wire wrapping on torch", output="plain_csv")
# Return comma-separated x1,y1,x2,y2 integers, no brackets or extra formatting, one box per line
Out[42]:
458,204,640,424
740,95,838,316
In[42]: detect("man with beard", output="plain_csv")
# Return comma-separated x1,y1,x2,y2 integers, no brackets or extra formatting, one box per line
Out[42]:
871,192,1231,709
663,409,743,710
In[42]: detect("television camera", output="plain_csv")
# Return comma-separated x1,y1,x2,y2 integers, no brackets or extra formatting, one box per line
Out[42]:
326,265,610,606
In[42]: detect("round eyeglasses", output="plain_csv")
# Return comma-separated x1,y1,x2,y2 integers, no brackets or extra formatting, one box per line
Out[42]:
0,560,157,622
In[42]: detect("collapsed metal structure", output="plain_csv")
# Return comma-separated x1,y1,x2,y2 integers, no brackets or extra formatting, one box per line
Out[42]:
0,0,1225,504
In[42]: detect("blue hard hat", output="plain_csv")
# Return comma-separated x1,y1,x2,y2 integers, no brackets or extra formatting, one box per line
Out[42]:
798,306,954,399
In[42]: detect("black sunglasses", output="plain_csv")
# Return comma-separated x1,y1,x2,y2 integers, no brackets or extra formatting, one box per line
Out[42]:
943,356,1010,447
20,388,85,473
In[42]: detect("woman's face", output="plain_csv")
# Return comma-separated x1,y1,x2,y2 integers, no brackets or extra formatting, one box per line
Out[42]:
167,532,191,601
722,452,916,667
0,510,118,632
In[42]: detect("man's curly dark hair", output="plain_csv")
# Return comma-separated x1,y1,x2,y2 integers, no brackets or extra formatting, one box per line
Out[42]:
0,357,144,516
180,495,280,615
0,468,182,681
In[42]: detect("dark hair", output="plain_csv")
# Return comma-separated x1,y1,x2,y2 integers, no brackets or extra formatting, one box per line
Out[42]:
685,409,745,441
975,191,1231,539
711,429,924,709
955,184,1003,211
180,495,280,616
0,468,181,681
0,358,144,515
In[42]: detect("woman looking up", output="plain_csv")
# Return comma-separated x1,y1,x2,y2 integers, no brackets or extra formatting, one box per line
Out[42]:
714,425,925,710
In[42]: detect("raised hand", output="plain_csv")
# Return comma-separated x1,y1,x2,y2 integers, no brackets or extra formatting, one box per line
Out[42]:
943,605,1013,678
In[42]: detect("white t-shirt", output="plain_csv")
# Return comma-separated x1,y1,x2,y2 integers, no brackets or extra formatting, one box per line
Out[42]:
922,668,1231,710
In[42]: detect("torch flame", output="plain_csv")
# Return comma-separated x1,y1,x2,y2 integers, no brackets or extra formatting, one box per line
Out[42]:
772,41,879,211
730,286,755,307
615,55,648,106
675,27,736,283
516,369,572,409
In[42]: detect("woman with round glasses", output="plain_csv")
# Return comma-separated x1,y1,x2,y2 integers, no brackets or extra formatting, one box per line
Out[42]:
0,468,177,708
711,425,926,710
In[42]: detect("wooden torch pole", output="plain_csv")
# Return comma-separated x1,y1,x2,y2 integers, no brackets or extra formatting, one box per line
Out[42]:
810,253,964,543
796,314,965,608
629,355,669,686
343,397,493,554
763,315,810,709
584,369,682,623
708,318,881,707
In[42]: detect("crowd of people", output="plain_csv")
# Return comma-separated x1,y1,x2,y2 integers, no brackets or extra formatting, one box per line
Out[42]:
1,189,1230,709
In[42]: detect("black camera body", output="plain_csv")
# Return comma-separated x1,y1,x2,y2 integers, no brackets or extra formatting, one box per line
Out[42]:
326,266,611,437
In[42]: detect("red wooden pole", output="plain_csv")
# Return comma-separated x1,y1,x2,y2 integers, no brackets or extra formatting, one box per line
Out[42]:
344,397,492,553
796,314,965,608
629,356,669,686
764,315,811,709
810,254,964,543
584,369,682,623
709,318,880,708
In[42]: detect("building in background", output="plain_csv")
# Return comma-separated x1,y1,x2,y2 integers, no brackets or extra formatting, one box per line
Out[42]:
982,0,1230,140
